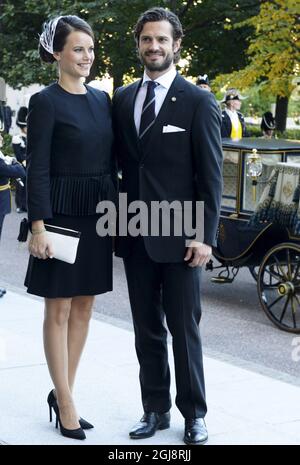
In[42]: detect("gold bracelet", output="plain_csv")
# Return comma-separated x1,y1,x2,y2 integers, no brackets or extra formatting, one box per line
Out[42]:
31,228,46,235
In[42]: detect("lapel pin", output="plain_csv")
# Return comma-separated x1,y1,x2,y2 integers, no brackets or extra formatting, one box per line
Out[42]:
171,97,176,102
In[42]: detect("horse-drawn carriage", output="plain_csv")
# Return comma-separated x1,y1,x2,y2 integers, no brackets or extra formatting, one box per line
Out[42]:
208,138,300,333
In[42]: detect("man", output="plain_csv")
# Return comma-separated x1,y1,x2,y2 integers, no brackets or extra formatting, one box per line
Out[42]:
260,111,276,139
12,106,28,213
196,74,211,92
0,102,12,134
0,133,25,297
113,7,223,445
221,88,248,139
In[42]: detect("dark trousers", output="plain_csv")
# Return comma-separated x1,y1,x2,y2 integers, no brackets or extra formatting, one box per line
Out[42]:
15,179,27,211
123,238,207,419
0,214,5,240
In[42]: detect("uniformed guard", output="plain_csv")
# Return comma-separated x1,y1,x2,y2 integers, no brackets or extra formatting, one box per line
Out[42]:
261,111,276,139
221,88,248,139
12,106,27,212
0,132,25,297
196,74,211,92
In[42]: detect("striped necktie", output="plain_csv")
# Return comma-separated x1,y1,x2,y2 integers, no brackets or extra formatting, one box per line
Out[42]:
139,80,158,139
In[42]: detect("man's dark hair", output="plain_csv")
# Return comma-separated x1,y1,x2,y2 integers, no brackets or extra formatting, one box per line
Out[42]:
134,7,183,63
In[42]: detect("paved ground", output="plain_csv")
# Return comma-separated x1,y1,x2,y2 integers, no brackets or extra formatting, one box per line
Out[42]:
1,290,300,445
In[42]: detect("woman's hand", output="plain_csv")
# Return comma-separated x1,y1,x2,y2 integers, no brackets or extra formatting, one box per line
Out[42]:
29,221,54,259
29,232,54,259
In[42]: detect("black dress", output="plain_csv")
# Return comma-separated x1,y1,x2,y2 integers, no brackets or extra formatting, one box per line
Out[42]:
24,83,117,298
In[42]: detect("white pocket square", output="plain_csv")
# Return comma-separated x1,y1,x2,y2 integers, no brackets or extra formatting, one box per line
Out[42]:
162,124,186,133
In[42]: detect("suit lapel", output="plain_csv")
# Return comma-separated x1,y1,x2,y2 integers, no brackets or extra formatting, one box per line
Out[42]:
121,79,142,161
129,79,142,141
140,73,185,161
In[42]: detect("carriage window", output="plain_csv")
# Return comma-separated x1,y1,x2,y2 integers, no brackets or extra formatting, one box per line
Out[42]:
222,150,239,210
242,153,282,212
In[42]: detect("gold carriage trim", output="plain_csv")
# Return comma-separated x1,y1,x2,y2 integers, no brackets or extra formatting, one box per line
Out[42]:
214,221,273,261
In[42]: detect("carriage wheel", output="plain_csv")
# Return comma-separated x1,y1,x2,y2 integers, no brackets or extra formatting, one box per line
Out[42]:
258,243,300,333
249,263,282,283
248,266,259,282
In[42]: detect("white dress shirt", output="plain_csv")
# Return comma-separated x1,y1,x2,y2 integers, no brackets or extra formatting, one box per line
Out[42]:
134,66,177,134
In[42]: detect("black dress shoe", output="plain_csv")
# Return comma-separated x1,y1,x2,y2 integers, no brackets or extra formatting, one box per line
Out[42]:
184,418,208,445
129,412,170,439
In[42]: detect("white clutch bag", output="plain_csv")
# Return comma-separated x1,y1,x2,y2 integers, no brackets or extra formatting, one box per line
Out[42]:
44,224,81,264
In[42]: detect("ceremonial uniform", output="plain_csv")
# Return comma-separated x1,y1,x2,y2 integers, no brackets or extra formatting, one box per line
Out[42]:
220,88,248,139
260,111,276,139
0,152,25,297
196,74,211,92
221,109,248,138
12,133,27,211
12,106,28,212
0,156,25,238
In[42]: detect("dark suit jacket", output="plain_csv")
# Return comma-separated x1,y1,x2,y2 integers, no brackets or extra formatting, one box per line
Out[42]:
113,73,223,263
221,110,248,138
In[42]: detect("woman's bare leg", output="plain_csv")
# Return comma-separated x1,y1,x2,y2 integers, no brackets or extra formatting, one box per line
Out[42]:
44,297,80,430
67,295,94,393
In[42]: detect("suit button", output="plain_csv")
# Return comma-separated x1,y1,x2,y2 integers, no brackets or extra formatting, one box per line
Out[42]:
140,164,144,168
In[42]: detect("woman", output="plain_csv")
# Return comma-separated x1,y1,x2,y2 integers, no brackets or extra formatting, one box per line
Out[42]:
25,15,116,440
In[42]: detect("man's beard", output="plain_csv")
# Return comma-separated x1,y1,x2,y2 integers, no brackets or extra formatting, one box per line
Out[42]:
139,51,174,72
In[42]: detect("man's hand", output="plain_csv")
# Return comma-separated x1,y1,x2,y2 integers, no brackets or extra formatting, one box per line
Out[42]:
184,241,212,267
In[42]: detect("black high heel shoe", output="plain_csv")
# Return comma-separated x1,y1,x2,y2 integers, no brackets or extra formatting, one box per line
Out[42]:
55,405,86,440
47,390,94,430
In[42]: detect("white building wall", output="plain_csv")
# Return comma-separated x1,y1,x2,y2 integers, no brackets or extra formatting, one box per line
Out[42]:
6,83,44,133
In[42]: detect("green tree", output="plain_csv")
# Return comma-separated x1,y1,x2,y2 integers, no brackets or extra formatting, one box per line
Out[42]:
0,0,259,91
213,0,300,131
0,0,158,89
176,0,260,83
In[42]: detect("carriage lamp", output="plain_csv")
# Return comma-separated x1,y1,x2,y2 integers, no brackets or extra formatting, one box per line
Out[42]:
246,149,263,203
